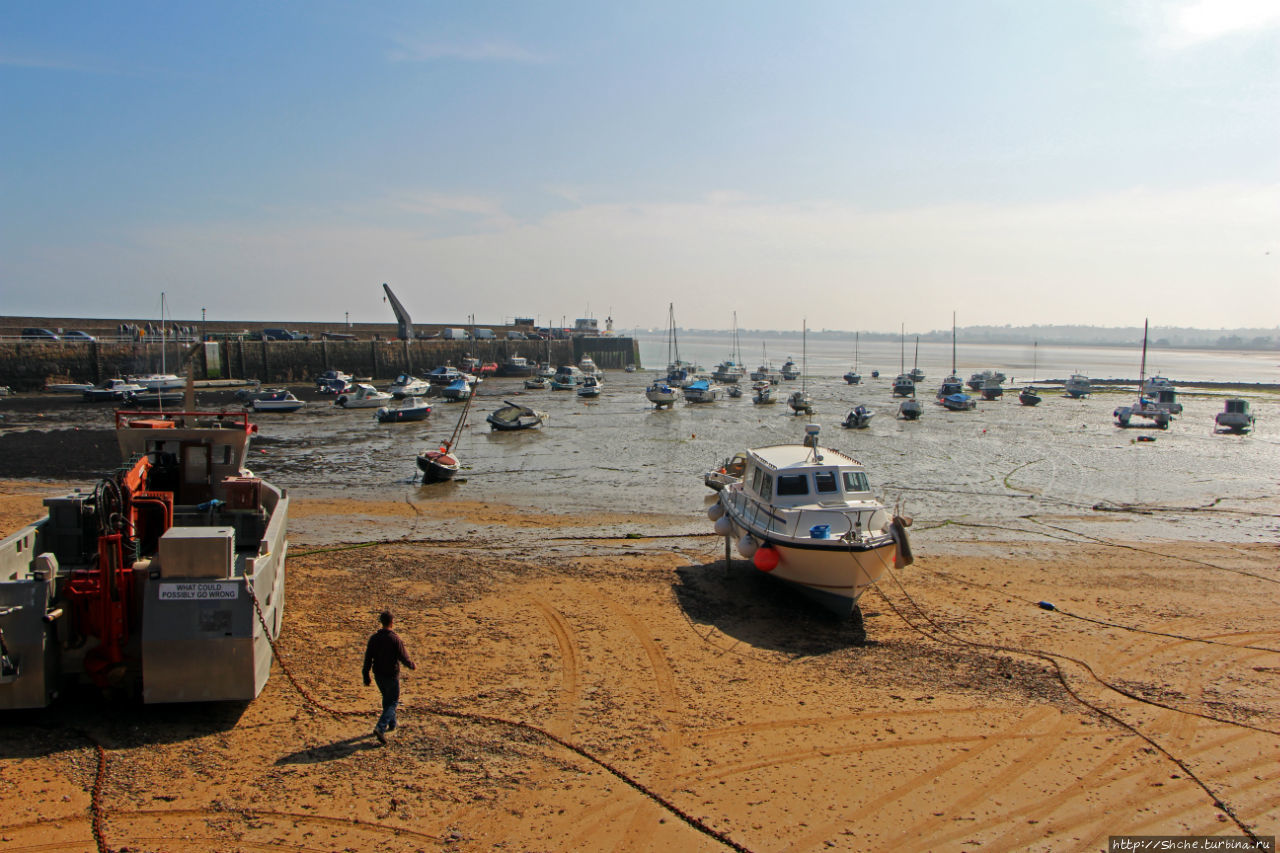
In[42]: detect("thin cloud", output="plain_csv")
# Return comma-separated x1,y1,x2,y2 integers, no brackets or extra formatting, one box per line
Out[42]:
0,49,117,73
388,36,549,64
1130,0,1280,48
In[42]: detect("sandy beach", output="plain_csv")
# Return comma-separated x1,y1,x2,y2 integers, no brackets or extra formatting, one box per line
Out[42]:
1,477,1276,853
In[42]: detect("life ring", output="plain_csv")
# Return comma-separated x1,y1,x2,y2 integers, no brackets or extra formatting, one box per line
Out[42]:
890,516,914,568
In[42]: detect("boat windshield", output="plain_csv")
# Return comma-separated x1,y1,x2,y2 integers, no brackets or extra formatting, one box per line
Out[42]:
843,471,870,493
776,474,809,496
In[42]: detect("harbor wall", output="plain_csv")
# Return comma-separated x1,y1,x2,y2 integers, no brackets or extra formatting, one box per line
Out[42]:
0,338,642,391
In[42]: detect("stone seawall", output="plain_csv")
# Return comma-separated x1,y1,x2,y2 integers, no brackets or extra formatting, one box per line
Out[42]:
0,338,641,391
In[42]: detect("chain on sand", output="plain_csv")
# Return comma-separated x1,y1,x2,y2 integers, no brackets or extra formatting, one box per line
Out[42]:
245,583,754,853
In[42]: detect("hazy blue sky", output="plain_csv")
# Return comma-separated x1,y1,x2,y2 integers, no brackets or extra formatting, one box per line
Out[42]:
2,1,1276,332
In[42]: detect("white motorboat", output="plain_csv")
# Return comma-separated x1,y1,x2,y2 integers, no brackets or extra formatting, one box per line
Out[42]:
712,360,746,384
536,362,557,379
645,379,678,408
843,405,875,429
892,324,914,397
524,376,549,389
940,392,977,411
498,355,535,377
1064,374,1091,398
486,400,547,431
336,383,393,408
442,378,474,401
83,378,146,401
46,382,94,393
1143,375,1173,396
788,390,813,414
387,373,431,398
129,372,186,391
316,369,352,388
683,378,721,404
578,357,600,375
704,452,748,492
251,390,304,412
1215,398,1255,434
425,365,476,386
780,358,800,381
712,423,912,618
968,369,1006,391
376,396,431,423
578,375,602,398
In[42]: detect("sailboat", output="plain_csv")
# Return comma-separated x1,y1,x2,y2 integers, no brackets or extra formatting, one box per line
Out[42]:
662,303,692,386
788,322,813,414
892,324,915,398
908,336,924,383
939,312,975,411
1019,343,1042,406
752,342,782,383
843,332,862,384
417,381,476,482
1114,319,1171,429
712,312,746,384
647,303,682,407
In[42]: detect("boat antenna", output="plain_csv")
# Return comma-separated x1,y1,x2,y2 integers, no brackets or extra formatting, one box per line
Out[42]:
1139,318,1149,396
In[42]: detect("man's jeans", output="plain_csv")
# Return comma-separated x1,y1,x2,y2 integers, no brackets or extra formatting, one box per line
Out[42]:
374,673,399,734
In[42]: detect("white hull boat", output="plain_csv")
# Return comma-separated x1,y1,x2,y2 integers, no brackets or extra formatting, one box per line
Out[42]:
684,379,721,404
387,373,431,398
645,381,678,407
487,400,546,431
1215,399,1254,434
843,406,875,428
336,383,393,408
1064,374,1091,398
712,424,911,617
252,391,304,412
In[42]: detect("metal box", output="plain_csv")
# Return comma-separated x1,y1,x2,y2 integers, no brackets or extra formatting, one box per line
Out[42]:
157,527,234,579
222,477,261,511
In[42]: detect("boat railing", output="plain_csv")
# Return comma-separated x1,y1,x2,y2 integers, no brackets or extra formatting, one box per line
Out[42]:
727,490,869,541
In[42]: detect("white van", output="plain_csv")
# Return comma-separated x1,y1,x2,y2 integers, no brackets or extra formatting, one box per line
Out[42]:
473,328,496,340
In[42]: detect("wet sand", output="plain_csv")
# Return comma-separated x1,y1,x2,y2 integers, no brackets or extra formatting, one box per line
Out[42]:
1,480,1276,852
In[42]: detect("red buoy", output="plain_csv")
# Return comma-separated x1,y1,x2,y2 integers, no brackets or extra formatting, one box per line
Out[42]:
753,546,779,572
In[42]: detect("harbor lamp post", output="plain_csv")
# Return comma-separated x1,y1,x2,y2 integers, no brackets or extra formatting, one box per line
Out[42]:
201,307,206,341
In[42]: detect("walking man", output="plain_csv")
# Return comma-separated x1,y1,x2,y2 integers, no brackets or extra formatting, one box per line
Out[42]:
362,610,415,744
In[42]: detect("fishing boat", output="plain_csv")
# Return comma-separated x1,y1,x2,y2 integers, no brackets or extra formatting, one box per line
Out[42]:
704,452,748,492
892,324,914,398
387,373,431,398
940,392,977,411
843,332,862,384
1064,374,1091,398
752,382,775,404
684,378,721,404
1114,319,1172,429
967,369,1006,391
251,390,305,413
898,398,923,420
780,358,800,381
497,355,535,377
645,379,678,408
315,369,352,388
83,378,145,401
1215,398,1255,434
842,405,875,429
578,357,600,376
550,375,578,391
417,384,475,483
1143,375,1174,396
0,409,288,708
336,383,393,408
711,423,912,618
577,375,602,398
980,375,1004,400
524,376,549,390
375,396,431,423
442,378,474,401
486,400,547,431
726,384,744,398
425,365,475,386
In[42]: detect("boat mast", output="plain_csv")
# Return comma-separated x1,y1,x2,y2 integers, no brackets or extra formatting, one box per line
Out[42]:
900,323,905,374
801,320,807,394
913,335,919,372
854,331,859,372
951,312,957,376
444,384,476,452
1139,318,1149,390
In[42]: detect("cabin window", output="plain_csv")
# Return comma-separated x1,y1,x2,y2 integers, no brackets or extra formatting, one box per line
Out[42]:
776,474,809,496
843,471,869,493
760,472,773,498
814,471,838,494
751,467,762,494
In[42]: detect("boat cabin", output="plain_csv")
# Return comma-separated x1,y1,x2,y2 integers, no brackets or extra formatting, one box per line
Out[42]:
739,445,874,510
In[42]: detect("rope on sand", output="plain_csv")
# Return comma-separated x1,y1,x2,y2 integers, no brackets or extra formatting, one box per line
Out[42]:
871,565,1271,848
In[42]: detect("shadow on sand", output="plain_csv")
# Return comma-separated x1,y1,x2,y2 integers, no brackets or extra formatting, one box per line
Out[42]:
0,686,249,761
672,558,870,658
276,733,382,765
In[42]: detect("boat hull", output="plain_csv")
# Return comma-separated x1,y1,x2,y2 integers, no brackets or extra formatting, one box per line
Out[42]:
417,450,459,482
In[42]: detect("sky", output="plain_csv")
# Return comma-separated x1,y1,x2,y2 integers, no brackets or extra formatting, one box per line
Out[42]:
1,0,1277,333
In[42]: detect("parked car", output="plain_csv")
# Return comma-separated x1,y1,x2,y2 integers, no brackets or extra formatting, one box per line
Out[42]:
61,330,96,342
21,328,59,341
262,328,296,341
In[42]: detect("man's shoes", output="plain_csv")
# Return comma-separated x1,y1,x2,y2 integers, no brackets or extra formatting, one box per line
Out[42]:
374,729,387,744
